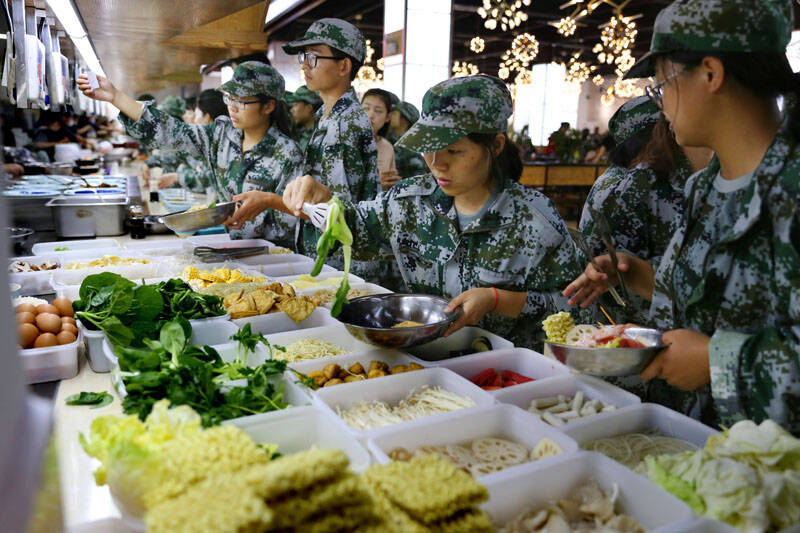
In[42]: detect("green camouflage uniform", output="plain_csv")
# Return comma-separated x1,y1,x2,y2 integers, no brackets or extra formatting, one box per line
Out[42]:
392,102,428,179
176,157,214,193
340,75,593,349
121,62,302,247
628,0,800,434
290,86,322,154
144,96,189,174
283,19,382,276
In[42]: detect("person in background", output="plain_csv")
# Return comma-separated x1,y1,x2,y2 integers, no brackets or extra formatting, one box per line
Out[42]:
288,85,322,153
386,97,411,144
564,0,800,434
361,88,400,191
281,18,380,275
392,101,428,181
32,111,86,160
78,62,302,248
182,97,196,124
283,75,593,348
192,89,229,125
141,95,189,189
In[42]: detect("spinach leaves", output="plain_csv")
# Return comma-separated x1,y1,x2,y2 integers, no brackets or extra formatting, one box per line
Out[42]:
65,391,113,409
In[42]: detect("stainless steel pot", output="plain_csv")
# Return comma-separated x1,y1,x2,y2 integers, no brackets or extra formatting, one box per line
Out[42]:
45,196,130,238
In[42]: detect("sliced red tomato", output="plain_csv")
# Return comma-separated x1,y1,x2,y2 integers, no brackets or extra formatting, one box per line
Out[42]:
503,370,534,383
481,386,501,391
619,337,645,348
470,368,495,386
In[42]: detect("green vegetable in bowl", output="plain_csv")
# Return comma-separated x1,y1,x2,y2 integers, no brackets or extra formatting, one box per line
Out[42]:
66,391,113,409
311,197,352,317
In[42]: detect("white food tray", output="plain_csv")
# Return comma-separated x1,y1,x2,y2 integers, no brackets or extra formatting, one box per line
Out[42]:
287,348,419,387
51,261,171,291
8,254,60,295
245,261,335,279
367,403,577,480
312,283,394,309
232,307,338,335
186,236,275,248
226,405,371,472
435,348,570,394
231,253,313,267
247,324,375,365
480,451,693,532
121,240,191,254
274,271,365,295
312,367,495,441
32,238,121,256
405,326,514,362
493,373,641,426
562,402,718,451
19,332,81,384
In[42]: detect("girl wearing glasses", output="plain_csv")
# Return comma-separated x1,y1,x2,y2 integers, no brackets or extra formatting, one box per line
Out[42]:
77,61,302,248
565,0,800,435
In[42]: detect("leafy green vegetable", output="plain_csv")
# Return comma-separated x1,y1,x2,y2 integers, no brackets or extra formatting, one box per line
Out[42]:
229,323,269,366
54,246,69,251
66,391,114,409
312,197,353,317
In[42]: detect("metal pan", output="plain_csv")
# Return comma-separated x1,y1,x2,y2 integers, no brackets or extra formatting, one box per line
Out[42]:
159,202,236,232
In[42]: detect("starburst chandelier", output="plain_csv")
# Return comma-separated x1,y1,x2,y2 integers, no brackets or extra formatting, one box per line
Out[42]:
470,37,486,53
511,33,539,64
601,87,615,106
557,16,577,36
564,52,597,85
355,39,383,93
452,61,480,78
477,0,532,31
592,74,605,87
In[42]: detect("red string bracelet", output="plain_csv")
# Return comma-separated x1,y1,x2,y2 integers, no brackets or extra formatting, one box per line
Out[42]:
491,287,499,312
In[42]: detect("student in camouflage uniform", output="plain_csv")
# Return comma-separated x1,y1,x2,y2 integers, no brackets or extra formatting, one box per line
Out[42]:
284,75,593,348
77,62,302,248
288,85,322,153
566,0,800,434
141,95,188,188
392,101,428,180
282,18,381,277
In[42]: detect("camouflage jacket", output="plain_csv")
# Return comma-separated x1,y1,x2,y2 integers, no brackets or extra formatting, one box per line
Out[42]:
295,125,315,155
580,160,689,325
176,156,214,193
345,173,594,349
650,111,800,435
394,144,428,180
145,150,184,173
295,87,380,274
121,101,302,248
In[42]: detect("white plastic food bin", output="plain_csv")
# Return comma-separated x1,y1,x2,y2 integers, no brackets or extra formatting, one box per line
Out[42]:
312,367,495,441
367,403,577,479
232,307,338,335
405,326,514,362
275,271,365,295
19,333,81,383
250,324,375,363
246,261,335,279
287,348,420,388
226,406,371,472
7,254,60,296
480,451,693,531
32,238,121,256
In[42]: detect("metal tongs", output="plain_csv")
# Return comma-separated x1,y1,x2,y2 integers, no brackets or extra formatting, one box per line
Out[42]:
568,227,627,307
193,245,267,263
586,206,630,302
301,202,330,231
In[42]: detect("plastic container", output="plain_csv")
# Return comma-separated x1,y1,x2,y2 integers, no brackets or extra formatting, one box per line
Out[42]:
287,348,418,386
32,238,120,256
493,373,641,426
310,283,394,309
275,271,366,295
244,261,335,279
480,451,693,531
244,324,375,364
226,406,371,472
8,254,61,296
19,333,80,384
232,253,313,267
562,403,718,452
187,236,275,248
434,348,570,393
122,240,191,254
312,367,495,441
77,319,111,373
367,403,577,479
232,307,338,335
406,326,513,362
51,261,168,291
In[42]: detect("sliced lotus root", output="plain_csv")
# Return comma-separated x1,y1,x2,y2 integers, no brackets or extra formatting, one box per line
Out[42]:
388,447,413,462
444,444,479,469
467,461,508,478
531,438,564,460
564,324,600,345
471,437,529,466
413,444,456,464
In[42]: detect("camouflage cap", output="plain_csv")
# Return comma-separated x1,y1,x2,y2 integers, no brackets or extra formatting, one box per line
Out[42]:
608,96,660,145
291,85,323,107
626,0,794,79
394,101,420,125
156,95,186,119
217,61,285,100
386,90,400,106
282,18,366,63
396,75,512,153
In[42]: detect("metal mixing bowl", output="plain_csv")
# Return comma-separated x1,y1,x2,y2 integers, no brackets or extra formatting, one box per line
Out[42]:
336,294,461,349
545,327,666,376
159,202,236,232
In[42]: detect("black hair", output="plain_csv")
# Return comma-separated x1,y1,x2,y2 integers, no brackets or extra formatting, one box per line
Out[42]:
265,98,293,138
362,88,393,138
184,97,196,111
328,48,361,81
608,124,653,168
631,116,685,181
662,50,800,139
136,93,156,101
467,132,523,184
197,89,228,120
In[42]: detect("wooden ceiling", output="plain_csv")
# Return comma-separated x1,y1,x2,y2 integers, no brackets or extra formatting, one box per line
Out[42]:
72,0,270,95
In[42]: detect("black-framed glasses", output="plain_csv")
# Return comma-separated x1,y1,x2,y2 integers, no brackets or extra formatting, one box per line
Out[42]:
222,94,267,111
645,69,684,110
297,51,343,69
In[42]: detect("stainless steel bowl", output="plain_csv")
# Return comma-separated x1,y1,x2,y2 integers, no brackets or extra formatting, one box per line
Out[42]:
336,293,461,349
545,327,666,376
7,226,34,243
159,202,236,233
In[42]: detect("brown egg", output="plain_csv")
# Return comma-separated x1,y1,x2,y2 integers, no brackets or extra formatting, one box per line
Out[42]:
16,311,36,325
18,323,39,349
52,298,74,317
61,316,76,325
33,333,58,348
35,313,62,333
15,303,36,314
60,323,78,336
56,330,77,345
36,303,60,316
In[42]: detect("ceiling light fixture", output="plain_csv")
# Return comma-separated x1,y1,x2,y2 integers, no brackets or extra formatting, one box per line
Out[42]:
477,0,531,31
45,0,105,75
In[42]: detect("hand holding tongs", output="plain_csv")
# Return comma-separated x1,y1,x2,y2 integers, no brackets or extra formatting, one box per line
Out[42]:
586,206,630,302
301,202,329,231
568,228,627,307
193,245,267,263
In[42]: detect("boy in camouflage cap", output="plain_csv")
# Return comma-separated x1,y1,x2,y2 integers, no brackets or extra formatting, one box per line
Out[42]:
283,18,381,277
156,95,186,119
77,61,302,248
569,0,800,435
289,86,323,153
390,101,427,179
284,75,592,348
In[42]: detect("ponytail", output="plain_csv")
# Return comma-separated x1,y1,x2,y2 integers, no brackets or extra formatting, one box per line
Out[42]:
467,132,523,184
268,98,294,139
